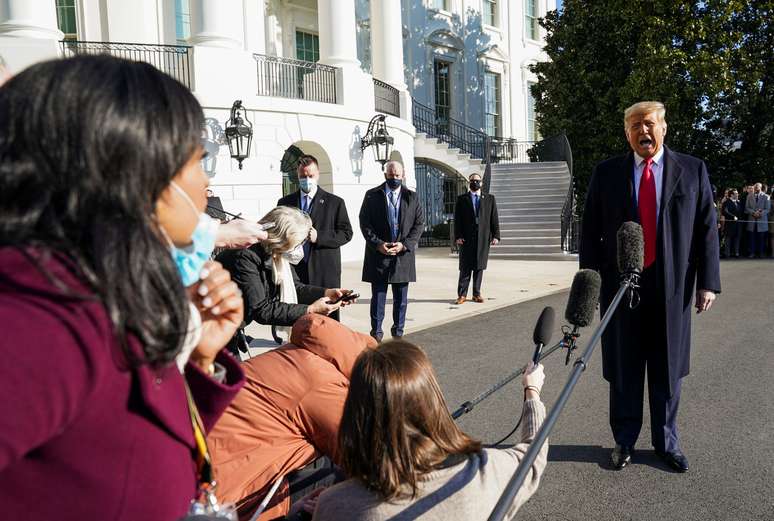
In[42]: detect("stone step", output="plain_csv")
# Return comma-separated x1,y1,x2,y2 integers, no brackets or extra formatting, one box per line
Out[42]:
499,215,560,223
488,252,578,261
490,176,569,183
499,226,561,234
497,201,565,208
498,236,562,246
490,168,569,176
490,244,565,254
491,161,567,169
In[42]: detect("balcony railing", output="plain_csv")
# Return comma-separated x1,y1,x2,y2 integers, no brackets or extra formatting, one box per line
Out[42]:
60,40,192,88
373,78,400,117
254,54,337,104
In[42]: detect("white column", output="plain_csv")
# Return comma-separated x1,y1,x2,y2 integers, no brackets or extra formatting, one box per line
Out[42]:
242,0,266,55
190,0,244,49
369,0,406,90
104,0,161,44
317,0,360,70
0,0,63,39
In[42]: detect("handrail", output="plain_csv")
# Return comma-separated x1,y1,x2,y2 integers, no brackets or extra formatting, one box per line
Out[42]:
60,40,192,88
253,53,338,104
373,78,400,117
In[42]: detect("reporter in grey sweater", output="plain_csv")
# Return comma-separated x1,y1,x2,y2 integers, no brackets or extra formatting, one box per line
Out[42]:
311,340,547,521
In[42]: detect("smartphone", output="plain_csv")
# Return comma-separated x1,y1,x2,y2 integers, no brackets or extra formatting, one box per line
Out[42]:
260,221,276,231
328,291,359,304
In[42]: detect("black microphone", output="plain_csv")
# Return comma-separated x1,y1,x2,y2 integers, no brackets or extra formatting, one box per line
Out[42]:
562,269,602,364
617,221,644,308
531,306,555,365
617,221,644,277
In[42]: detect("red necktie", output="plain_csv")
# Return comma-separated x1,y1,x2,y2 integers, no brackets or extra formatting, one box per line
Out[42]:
638,157,657,268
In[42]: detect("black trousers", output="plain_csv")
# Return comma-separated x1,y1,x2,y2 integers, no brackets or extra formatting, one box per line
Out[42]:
458,269,484,297
609,266,682,453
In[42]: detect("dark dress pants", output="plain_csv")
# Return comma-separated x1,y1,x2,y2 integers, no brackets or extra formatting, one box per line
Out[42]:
370,282,409,337
749,230,766,257
458,269,484,297
724,222,741,257
610,266,682,453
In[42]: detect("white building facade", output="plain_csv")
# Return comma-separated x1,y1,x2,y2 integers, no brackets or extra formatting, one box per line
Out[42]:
0,0,554,262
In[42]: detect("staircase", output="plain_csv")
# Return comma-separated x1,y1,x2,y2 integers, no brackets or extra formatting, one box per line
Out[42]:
414,132,484,178
488,161,576,260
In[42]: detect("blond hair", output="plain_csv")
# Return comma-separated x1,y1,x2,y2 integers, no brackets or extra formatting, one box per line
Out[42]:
624,101,666,129
259,206,311,255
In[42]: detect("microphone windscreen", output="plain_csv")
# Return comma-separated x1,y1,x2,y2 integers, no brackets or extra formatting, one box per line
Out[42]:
564,269,602,327
533,306,555,346
617,221,644,274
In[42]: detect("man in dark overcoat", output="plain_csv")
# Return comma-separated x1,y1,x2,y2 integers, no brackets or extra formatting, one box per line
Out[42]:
278,154,353,320
454,172,500,304
359,160,425,341
580,101,721,473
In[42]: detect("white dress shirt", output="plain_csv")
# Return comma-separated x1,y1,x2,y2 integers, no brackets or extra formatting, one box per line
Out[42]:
633,146,665,217
300,184,318,211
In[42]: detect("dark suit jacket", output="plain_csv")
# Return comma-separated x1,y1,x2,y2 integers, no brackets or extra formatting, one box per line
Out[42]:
454,192,500,271
277,187,353,287
579,146,721,391
359,183,425,283
217,245,326,327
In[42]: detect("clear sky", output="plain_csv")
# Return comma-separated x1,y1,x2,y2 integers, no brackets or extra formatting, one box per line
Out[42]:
557,0,563,10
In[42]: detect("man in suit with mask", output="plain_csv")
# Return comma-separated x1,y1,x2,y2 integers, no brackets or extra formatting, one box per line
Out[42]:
359,161,425,341
580,101,720,474
454,173,500,304
278,154,353,320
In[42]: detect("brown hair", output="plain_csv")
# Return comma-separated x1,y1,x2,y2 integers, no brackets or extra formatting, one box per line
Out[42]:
296,154,318,171
338,340,482,500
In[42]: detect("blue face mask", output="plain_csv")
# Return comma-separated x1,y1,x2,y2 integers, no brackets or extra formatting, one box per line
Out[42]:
299,177,316,194
386,178,402,190
167,182,219,287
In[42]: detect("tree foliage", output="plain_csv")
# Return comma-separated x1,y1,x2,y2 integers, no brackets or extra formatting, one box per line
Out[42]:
531,0,774,205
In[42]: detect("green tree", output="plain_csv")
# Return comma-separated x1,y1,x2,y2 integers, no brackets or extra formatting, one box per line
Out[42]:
530,0,764,207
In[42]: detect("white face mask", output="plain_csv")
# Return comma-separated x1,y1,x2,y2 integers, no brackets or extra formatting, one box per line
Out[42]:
282,243,305,265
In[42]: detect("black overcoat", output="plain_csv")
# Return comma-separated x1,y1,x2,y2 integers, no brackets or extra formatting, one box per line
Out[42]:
579,146,721,392
216,245,326,326
454,192,500,271
359,183,425,284
277,187,353,287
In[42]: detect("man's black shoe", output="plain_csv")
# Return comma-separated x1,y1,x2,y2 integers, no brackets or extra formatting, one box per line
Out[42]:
370,331,383,342
656,450,689,472
611,445,633,470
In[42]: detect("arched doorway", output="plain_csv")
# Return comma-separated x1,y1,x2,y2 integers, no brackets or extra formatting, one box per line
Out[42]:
414,159,467,247
279,141,334,197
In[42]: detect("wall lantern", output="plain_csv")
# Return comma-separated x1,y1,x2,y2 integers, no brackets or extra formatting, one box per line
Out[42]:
224,100,253,170
360,114,394,170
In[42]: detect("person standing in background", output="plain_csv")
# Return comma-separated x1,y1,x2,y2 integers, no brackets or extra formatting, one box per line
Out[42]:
722,189,743,258
278,154,353,320
454,173,500,304
359,161,425,341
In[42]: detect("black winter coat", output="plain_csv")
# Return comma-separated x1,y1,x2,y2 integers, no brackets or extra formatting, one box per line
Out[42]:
216,245,326,327
277,187,353,287
579,146,721,392
359,183,425,284
454,192,500,271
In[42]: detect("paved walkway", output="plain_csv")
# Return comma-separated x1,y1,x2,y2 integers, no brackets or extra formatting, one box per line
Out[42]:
242,248,578,356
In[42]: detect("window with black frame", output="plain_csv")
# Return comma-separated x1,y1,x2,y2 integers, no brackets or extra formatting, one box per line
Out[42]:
55,0,77,40
433,60,451,136
484,71,501,137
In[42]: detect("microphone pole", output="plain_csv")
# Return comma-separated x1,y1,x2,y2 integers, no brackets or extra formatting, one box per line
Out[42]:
450,340,565,420
487,223,643,521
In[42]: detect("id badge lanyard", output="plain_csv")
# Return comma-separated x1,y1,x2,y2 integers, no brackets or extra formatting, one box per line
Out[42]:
184,382,236,519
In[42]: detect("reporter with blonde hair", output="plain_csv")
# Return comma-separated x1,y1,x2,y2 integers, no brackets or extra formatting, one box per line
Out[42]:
217,206,353,342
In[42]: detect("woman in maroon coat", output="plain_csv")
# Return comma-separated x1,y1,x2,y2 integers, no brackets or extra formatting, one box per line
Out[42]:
0,56,245,520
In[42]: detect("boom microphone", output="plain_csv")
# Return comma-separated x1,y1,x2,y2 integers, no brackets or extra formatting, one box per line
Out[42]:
487,224,648,521
617,221,644,276
562,269,602,364
531,307,555,364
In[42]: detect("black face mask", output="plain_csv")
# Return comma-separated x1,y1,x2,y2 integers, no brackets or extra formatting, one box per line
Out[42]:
469,180,481,191
386,178,402,190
